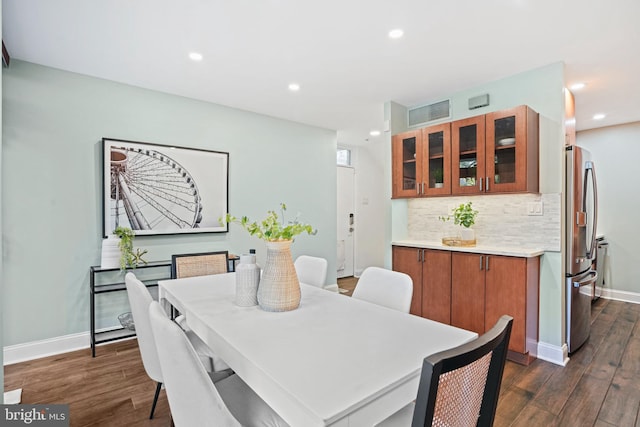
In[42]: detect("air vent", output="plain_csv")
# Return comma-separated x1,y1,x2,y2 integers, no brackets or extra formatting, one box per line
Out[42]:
407,99,450,127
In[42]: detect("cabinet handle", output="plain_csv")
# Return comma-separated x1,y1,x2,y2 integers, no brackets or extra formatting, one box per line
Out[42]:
486,176,490,192
479,177,483,192
416,184,420,195
417,249,422,263
486,256,490,271
479,255,484,270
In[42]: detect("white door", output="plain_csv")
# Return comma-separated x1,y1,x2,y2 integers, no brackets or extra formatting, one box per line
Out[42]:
337,166,355,278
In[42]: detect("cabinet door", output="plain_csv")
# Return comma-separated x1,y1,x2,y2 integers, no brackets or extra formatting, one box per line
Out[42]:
392,130,423,198
451,252,485,334
422,249,451,324
485,105,539,193
452,116,485,195
392,246,423,316
422,123,451,196
484,256,526,352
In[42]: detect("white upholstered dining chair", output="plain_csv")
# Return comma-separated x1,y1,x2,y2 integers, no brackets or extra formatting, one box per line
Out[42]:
294,255,339,292
351,266,413,313
124,273,229,419
148,301,289,427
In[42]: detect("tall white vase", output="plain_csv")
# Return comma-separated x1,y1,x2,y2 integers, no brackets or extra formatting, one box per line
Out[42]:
100,235,121,269
257,240,300,312
235,254,260,307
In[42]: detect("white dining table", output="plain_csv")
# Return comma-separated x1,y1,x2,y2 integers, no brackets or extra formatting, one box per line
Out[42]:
158,273,477,427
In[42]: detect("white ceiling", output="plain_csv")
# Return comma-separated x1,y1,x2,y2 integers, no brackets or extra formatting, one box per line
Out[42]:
3,0,640,145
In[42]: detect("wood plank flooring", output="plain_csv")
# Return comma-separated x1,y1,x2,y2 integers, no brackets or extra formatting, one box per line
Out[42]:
4,289,640,426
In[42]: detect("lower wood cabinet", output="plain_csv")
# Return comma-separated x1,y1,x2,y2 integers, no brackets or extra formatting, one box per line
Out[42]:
393,245,539,365
451,252,486,334
392,246,451,323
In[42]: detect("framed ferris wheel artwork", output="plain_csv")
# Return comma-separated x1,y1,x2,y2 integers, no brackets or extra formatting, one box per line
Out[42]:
102,138,229,237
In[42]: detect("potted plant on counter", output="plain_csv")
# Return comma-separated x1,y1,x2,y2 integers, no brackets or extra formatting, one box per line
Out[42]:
220,203,316,312
433,168,444,188
439,202,479,246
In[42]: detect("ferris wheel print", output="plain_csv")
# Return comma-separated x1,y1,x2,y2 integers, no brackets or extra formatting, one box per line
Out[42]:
109,146,203,231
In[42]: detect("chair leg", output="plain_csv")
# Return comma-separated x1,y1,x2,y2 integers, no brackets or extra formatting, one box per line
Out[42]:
149,382,162,419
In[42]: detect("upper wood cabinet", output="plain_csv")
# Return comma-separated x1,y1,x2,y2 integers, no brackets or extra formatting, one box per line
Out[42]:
393,105,539,198
392,130,421,198
451,115,486,195
392,124,451,198
484,105,539,194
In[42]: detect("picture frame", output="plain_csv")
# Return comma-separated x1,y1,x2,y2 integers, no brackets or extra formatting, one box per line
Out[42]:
102,138,229,237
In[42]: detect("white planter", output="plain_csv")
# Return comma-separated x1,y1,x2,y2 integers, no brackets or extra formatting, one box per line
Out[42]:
100,235,121,269
460,227,475,243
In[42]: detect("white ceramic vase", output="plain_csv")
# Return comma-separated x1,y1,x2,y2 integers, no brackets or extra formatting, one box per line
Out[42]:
100,235,121,269
235,254,260,307
460,227,475,242
257,240,300,312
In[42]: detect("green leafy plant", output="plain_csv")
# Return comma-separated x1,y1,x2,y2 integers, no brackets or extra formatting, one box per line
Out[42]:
220,203,316,241
433,168,444,184
113,226,146,269
439,202,479,228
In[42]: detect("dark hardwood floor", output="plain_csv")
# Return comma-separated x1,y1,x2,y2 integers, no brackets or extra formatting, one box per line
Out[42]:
4,290,640,426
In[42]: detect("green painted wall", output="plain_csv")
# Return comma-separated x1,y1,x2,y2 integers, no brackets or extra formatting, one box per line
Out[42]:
388,62,566,348
2,60,337,346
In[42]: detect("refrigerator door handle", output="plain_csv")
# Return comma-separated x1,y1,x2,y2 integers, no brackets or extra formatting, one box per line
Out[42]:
573,270,598,288
583,161,598,259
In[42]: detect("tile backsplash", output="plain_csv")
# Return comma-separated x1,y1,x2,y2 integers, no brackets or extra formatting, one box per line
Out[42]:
407,193,561,251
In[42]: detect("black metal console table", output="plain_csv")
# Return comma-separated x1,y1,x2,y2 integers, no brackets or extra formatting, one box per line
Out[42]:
89,261,171,357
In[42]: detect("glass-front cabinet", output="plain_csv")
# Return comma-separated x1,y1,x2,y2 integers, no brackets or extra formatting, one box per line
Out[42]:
393,105,538,198
392,124,451,198
422,123,451,196
392,130,422,198
451,105,538,195
485,105,539,193
452,116,485,195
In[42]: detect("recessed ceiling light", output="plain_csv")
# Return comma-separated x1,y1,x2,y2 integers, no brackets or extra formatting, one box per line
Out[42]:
189,52,203,61
570,83,586,91
369,130,381,137
593,113,606,120
288,83,300,92
388,29,404,39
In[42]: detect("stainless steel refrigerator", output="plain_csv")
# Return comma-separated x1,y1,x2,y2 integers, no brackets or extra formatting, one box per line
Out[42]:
565,145,598,353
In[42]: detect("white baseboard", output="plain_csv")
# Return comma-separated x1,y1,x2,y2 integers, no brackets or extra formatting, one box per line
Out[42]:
536,342,569,366
4,332,91,366
600,288,640,304
3,328,136,366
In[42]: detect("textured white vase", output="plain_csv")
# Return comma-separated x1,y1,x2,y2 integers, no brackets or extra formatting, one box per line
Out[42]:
460,227,475,242
235,254,260,307
257,240,300,312
100,235,121,269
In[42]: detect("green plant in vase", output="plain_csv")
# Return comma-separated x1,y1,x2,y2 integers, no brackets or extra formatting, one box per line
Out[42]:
433,168,444,187
439,202,479,246
219,203,316,312
114,226,147,269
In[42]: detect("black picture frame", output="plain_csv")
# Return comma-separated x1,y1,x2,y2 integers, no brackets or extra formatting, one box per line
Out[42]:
102,138,229,237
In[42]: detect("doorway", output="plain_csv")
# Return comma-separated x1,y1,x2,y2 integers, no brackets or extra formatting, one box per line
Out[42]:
337,166,355,278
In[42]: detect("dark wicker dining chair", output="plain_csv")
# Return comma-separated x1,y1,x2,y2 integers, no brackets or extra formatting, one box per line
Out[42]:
378,315,513,427
171,251,229,279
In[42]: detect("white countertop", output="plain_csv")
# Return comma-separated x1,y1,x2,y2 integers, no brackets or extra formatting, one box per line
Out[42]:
392,239,545,258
